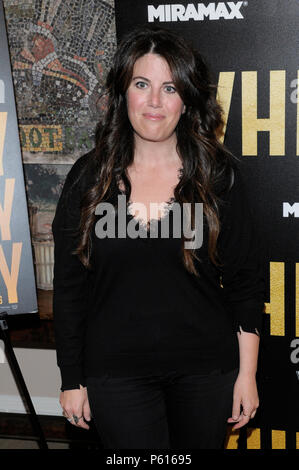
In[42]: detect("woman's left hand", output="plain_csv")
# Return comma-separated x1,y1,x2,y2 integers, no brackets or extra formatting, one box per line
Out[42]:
227,372,259,430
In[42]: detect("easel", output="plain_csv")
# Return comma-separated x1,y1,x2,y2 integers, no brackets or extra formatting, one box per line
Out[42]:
0,312,48,449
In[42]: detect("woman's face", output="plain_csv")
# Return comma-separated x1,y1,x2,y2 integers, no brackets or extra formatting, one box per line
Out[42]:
126,53,185,145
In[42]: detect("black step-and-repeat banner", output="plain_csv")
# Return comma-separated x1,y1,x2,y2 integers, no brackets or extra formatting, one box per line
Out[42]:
0,0,37,316
115,0,299,449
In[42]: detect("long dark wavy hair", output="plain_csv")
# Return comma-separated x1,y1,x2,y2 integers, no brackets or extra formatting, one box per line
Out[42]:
74,26,239,277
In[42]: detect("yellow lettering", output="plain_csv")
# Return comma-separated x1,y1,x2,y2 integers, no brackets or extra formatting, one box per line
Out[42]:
216,72,235,142
0,112,7,176
0,178,15,240
0,242,22,303
272,430,286,449
246,427,261,449
265,262,285,336
225,428,239,449
242,71,285,155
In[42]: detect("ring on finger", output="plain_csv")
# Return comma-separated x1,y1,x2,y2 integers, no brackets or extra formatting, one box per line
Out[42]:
72,414,83,425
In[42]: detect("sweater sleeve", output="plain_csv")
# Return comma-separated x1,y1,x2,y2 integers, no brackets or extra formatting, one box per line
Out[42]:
217,167,266,336
52,156,90,391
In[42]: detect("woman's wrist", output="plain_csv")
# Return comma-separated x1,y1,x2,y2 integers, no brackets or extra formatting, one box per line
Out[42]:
238,369,257,379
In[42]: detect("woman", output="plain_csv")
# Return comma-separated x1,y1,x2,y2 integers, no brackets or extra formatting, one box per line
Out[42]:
52,26,265,449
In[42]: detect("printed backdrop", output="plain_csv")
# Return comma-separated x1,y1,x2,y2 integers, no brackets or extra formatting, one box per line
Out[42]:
2,0,116,282
4,0,115,164
0,0,37,315
115,0,299,450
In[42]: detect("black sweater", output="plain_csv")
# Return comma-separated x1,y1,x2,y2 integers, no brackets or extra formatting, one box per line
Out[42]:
52,150,266,391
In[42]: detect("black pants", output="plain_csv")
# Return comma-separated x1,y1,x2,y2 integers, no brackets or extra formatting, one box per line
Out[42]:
86,367,239,449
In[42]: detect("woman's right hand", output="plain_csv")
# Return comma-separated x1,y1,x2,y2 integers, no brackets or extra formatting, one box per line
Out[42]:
60,384,91,430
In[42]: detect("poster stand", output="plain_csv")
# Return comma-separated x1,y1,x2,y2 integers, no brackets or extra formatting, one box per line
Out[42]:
0,312,48,449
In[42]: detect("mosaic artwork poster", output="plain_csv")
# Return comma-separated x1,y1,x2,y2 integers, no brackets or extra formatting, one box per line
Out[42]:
4,0,116,164
3,1,117,285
